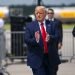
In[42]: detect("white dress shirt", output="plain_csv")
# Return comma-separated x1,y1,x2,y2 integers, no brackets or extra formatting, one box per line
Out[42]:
38,20,46,33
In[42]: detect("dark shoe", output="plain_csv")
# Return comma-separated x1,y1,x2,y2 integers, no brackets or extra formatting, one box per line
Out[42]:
0,72,3,75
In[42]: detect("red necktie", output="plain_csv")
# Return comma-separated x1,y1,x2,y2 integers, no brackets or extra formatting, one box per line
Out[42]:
41,23,48,54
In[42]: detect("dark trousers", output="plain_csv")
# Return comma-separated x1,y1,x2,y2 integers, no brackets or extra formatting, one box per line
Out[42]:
32,54,58,75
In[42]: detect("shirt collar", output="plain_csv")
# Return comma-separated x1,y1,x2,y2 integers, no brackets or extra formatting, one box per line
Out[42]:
38,20,46,25
49,18,54,21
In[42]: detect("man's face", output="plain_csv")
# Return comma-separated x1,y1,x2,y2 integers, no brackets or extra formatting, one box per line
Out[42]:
35,7,46,22
47,10,54,19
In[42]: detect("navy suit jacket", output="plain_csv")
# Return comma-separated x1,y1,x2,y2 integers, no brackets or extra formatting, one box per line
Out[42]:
24,20,61,69
50,18,63,44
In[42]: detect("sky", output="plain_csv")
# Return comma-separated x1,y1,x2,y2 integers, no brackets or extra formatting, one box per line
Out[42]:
0,0,75,6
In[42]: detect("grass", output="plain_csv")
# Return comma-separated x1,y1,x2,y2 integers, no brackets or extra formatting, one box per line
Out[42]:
4,23,75,30
63,24,75,29
4,23,11,30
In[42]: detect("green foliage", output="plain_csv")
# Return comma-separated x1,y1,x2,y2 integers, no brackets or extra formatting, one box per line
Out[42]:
63,24,74,29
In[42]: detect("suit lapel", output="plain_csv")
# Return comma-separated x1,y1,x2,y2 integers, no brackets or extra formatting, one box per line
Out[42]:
45,20,52,34
34,20,44,46
35,20,40,32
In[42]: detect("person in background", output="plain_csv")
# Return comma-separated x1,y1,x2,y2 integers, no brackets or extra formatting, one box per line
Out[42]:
47,8,63,50
0,18,5,75
72,26,75,37
24,6,61,75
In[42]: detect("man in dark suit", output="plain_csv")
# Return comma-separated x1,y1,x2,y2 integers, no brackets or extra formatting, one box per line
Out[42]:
72,26,75,37
47,8,63,50
24,6,61,75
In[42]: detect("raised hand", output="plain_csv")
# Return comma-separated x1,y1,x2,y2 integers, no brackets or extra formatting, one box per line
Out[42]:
45,32,50,42
35,31,40,43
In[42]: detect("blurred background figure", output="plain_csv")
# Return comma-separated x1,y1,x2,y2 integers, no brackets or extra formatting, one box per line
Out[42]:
72,26,75,37
0,18,5,75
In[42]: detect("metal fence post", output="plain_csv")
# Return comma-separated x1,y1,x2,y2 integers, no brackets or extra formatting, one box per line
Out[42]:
70,36,75,62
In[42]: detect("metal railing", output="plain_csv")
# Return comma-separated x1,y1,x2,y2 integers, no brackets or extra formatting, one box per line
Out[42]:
4,30,75,62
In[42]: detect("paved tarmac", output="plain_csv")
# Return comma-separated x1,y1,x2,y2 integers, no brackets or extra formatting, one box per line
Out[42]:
3,59,75,75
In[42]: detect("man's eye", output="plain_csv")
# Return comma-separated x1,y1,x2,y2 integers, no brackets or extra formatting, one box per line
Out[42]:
39,13,43,14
